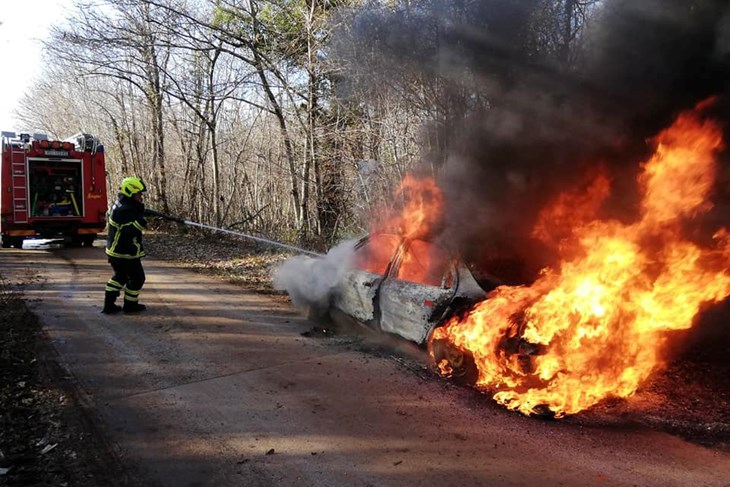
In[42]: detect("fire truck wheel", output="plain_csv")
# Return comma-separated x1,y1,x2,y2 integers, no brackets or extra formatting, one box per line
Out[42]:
0,238,10,249
11,238,24,249
69,237,83,247
81,235,96,247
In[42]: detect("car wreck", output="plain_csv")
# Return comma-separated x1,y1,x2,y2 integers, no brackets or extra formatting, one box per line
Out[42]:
328,233,500,346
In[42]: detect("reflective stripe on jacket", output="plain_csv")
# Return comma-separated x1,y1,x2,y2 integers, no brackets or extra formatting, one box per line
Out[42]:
105,193,147,259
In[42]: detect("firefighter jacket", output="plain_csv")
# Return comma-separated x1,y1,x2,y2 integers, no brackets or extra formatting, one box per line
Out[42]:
105,193,147,259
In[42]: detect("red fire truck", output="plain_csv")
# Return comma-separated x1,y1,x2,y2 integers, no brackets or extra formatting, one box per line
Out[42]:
1,131,108,248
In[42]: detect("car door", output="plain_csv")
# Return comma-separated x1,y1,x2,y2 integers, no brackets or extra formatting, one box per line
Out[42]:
331,234,401,327
378,239,457,345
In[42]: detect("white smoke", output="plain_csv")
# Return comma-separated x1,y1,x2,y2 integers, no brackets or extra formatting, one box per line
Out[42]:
273,240,357,316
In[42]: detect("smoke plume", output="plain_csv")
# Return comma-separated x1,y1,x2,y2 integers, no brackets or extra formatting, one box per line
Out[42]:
335,0,730,282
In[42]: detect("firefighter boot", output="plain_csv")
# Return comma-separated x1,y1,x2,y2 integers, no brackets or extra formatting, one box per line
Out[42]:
123,300,147,313
102,291,122,314
123,288,146,313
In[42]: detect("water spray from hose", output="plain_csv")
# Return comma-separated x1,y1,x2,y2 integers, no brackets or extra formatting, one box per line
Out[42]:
144,209,322,257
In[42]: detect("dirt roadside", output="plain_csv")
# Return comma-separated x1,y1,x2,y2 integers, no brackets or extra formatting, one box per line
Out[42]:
0,275,141,486
0,229,285,486
0,230,729,486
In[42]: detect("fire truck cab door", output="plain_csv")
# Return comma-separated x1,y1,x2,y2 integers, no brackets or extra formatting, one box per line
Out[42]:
378,239,457,345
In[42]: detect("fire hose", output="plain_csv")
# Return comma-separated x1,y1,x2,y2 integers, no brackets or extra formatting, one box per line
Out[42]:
144,209,322,257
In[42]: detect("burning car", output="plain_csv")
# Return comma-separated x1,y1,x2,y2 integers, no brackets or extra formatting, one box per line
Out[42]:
328,233,499,349
280,102,730,419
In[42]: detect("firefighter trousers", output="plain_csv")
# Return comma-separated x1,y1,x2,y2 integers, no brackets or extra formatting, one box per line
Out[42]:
105,256,146,306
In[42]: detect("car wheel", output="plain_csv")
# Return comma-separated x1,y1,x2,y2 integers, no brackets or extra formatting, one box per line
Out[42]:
430,338,479,386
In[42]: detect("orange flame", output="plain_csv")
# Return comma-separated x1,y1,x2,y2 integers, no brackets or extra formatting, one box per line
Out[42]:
375,173,443,239
355,174,444,273
432,102,730,417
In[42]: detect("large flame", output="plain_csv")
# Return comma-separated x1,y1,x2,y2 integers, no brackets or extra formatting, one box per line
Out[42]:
431,102,730,417
356,174,443,272
378,173,443,239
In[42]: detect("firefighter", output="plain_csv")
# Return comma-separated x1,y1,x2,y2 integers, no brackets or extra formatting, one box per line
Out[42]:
102,176,148,314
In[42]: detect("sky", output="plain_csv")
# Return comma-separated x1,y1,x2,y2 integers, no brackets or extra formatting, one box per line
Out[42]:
0,0,74,133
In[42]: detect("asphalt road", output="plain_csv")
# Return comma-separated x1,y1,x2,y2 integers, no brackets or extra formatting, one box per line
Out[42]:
1,244,729,487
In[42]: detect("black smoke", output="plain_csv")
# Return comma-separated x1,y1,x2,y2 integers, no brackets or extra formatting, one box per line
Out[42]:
334,0,730,283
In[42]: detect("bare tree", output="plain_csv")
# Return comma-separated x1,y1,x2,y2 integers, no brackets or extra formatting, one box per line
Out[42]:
47,0,174,212
18,0,606,248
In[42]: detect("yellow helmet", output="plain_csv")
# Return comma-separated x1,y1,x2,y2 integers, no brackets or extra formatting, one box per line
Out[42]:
120,177,147,197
